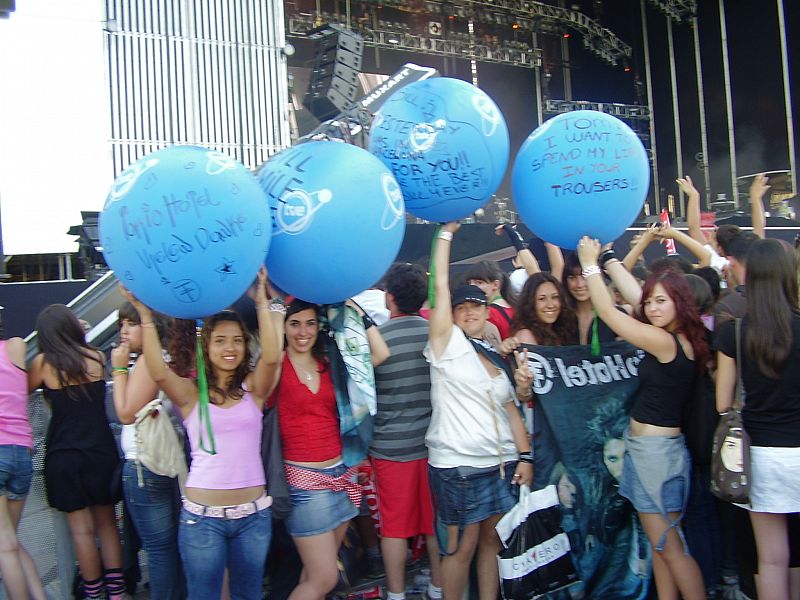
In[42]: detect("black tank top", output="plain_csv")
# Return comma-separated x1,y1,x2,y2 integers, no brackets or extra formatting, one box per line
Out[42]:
630,334,696,428
45,380,117,455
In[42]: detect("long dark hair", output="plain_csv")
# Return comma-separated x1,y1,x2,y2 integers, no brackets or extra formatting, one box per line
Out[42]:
745,239,799,379
561,252,582,310
511,273,577,345
638,270,709,373
200,311,252,405
36,304,104,389
169,319,198,378
285,299,329,368
463,261,516,307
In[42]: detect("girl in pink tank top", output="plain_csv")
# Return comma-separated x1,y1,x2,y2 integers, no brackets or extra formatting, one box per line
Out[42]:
0,334,46,599
122,266,281,600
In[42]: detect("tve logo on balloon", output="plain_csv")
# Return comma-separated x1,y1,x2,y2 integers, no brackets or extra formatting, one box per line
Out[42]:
512,110,650,249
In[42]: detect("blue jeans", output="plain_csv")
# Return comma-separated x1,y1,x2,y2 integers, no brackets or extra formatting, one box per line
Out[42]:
122,460,185,600
0,445,33,500
178,506,272,600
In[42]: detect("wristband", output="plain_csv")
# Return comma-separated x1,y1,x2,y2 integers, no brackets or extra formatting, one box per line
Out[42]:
438,231,453,242
598,249,617,270
502,223,528,253
518,452,534,464
112,367,128,375
582,265,602,278
140,322,155,328
362,313,376,330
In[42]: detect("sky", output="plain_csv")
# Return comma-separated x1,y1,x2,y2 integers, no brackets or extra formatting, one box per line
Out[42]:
0,0,110,255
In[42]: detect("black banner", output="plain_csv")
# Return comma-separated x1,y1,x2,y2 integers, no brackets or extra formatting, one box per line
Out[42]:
525,341,652,599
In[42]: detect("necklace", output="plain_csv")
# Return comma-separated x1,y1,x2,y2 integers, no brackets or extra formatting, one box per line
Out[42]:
292,360,315,382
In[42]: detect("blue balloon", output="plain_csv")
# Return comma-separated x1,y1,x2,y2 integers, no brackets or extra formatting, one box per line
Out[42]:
368,77,509,222
257,141,405,304
99,146,271,319
512,110,650,249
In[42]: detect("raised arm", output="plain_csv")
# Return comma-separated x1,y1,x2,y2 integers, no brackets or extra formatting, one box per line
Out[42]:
749,174,769,239
345,300,391,367
428,222,460,358
678,176,706,245
622,225,658,271
496,224,541,276
249,267,283,405
657,226,711,267
578,237,677,361
545,243,564,280
120,286,198,410
110,339,160,424
600,247,643,307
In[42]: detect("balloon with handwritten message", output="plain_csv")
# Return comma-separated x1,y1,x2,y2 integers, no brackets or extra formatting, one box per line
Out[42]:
512,110,650,249
99,146,271,319
368,77,509,222
257,141,405,304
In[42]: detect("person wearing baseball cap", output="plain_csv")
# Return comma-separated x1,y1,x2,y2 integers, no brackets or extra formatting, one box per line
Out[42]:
423,222,534,600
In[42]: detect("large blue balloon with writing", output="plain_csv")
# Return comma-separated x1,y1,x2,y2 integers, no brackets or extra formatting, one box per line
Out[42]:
99,146,271,318
368,77,509,222
512,110,650,249
257,141,405,304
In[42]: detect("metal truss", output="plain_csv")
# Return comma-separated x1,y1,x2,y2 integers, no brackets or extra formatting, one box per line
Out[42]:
288,16,543,68
369,0,633,65
646,0,697,23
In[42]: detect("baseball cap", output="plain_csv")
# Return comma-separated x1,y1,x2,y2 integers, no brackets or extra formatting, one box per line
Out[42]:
451,284,488,308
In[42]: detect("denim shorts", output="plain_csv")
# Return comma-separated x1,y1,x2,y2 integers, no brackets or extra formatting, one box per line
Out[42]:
0,445,33,500
428,462,518,527
620,450,687,514
285,463,359,538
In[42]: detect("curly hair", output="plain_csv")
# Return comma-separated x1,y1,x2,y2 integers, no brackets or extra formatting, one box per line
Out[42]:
200,311,252,405
638,270,709,373
511,272,577,345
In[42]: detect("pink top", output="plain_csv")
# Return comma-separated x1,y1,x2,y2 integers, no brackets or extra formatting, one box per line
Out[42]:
184,391,265,490
0,340,33,449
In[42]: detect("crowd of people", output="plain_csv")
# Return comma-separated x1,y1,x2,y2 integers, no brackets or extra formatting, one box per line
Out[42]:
1,175,799,600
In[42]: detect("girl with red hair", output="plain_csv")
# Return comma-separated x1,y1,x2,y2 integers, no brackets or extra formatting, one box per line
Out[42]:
577,237,708,600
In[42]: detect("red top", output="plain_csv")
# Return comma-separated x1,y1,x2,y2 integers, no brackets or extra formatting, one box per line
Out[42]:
270,355,341,462
489,305,515,340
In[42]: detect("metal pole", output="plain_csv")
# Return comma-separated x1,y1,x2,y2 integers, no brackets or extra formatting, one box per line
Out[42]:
776,0,797,194
533,32,543,126
692,15,712,209
640,0,661,212
666,18,684,218
561,36,572,100
718,0,738,208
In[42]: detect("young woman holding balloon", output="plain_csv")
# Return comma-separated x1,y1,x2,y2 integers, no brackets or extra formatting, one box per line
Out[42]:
122,267,280,600
28,305,127,600
577,237,708,600
271,298,389,600
426,222,533,600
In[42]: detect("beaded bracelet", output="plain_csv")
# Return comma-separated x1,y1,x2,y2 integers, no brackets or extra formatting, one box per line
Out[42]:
581,265,602,278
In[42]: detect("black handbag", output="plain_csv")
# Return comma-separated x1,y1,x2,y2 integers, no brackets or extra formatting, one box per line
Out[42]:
710,319,751,504
261,404,291,520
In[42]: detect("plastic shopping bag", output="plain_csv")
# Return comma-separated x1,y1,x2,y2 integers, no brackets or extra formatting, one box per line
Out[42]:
495,485,580,599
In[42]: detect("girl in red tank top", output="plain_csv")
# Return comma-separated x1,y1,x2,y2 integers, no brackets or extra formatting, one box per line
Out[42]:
274,298,389,600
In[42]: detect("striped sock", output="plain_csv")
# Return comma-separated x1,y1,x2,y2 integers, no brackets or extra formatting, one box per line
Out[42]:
82,576,105,599
104,567,127,599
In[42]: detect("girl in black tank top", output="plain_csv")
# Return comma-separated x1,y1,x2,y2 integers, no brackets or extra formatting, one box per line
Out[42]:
578,239,709,600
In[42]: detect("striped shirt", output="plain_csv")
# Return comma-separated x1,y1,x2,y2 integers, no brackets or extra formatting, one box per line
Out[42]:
369,316,432,461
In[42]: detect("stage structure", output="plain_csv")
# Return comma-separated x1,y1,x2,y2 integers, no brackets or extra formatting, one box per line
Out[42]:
103,0,292,176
